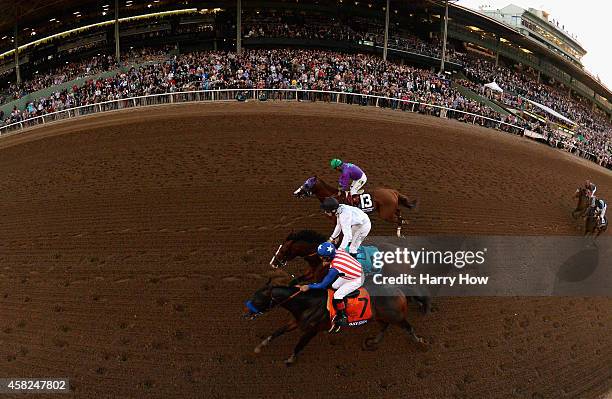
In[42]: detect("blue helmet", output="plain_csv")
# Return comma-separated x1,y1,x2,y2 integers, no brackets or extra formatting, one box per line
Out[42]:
317,242,336,259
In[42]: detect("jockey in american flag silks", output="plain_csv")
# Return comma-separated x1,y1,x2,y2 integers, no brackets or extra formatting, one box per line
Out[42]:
330,158,367,205
297,242,364,331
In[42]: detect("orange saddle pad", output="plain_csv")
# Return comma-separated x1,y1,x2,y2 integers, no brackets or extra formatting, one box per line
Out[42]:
327,287,373,326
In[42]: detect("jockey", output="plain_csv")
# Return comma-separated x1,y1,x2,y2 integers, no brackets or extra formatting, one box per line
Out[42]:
594,197,607,226
297,242,364,329
330,158,367,205
584,180,597,205
320,197,371,258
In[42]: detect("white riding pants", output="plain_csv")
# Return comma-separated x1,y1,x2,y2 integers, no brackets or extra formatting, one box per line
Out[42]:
332,274,365,300
350,173,367,195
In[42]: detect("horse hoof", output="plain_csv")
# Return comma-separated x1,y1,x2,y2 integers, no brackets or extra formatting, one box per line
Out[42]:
254,347,262,354
284,356,296,366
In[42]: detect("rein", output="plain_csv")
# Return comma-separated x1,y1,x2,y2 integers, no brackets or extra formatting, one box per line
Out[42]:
271,289,302,308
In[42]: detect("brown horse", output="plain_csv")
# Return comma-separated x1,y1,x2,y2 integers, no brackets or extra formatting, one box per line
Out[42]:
293,176,417,236
269,230,329,283
573,187,592,219
584,206,607,238
269,229,432,313
244,278,427,365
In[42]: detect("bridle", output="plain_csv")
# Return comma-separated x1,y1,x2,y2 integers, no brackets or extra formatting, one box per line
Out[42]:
294,184,313,198
245,288,302,320
270,242,318,269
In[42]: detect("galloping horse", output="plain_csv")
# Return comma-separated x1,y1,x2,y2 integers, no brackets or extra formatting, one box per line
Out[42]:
293,176,417,237
269,229,432,313
584,206,607,238
573,186,592,219
245,278,427,365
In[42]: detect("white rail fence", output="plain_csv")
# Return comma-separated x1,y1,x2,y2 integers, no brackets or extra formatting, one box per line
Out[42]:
0,89,528,137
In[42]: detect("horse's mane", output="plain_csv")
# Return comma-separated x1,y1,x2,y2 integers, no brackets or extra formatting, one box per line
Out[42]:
286,229,327,244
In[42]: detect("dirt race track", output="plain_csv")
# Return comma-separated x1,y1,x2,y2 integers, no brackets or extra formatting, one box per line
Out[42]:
0,102,610,398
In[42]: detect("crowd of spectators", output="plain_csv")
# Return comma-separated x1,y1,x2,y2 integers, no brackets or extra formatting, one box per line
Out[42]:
0,47,173,105
0,48,509,128
0,33,610,167
462,54,612,163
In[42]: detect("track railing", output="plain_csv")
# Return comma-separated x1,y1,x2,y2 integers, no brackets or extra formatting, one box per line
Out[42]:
0,88,527,137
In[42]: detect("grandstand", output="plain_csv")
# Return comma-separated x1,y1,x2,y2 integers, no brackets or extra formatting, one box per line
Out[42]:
0,0,611,167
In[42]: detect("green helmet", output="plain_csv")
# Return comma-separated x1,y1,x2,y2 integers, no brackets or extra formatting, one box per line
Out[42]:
330,158,343,169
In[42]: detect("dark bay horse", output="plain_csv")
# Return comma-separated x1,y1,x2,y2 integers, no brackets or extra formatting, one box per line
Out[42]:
245,279,427,365
584,206,607,238
269,229,432,313
573,187,592,219
293,176,417,237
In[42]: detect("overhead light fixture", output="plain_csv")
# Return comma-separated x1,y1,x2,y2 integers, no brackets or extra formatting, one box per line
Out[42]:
49,18,56,22
0,7,200,61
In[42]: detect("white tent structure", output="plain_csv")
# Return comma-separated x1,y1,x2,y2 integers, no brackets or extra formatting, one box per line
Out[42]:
484,81,503,92
523,97,576,126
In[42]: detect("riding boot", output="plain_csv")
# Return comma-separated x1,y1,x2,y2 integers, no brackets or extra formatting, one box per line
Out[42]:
333,298,349,327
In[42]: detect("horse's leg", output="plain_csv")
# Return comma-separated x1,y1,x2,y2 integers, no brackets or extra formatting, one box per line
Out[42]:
395,209,404,237
254,319,298,354
400,319,427,350
410,295,432,315
362,321,389,351
284,328,319,366
378,206,403,237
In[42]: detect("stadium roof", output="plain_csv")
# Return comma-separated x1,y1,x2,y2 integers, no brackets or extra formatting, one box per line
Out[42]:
444,3,612,103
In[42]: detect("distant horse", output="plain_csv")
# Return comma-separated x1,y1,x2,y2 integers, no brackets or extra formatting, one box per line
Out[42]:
584,206,607,238
245,279,427,365
572,187,592,219
293,176,417,237
269,229,431,313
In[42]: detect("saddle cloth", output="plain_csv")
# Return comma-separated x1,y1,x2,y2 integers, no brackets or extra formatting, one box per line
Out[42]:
326,287,373,327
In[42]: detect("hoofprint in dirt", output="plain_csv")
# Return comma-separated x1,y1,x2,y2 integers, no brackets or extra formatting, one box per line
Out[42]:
0,102,609,399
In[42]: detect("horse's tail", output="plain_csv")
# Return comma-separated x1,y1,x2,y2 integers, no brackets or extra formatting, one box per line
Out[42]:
398,192,417,209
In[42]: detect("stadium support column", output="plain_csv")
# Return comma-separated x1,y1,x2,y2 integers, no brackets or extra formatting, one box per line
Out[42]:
383,0,390,61
236,0,242,54
494,36,500,67
440,0,449,72
114,0,120,63
14,24,20,85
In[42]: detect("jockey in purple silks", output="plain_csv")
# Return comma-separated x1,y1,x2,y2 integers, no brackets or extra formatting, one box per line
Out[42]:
330,159,367,205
